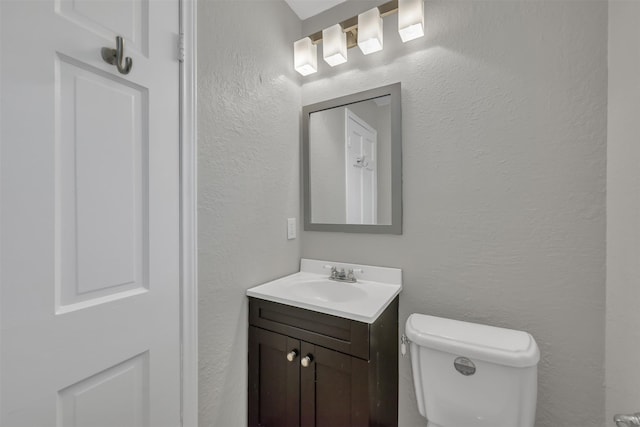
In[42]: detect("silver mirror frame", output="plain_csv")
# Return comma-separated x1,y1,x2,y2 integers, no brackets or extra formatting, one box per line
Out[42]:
302,83,402,234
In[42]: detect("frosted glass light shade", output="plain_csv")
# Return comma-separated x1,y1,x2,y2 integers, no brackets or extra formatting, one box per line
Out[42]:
294,37,317,76
322,24,347,66
398,0,424,42
357,8,383,55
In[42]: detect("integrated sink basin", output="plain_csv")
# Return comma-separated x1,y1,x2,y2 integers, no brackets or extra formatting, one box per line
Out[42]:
246,258,402,323
288,279,367,303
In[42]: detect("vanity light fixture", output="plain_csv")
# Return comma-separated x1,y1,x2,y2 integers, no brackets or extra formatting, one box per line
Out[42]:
323,24,348,66
294,36,318,76
398,0,425,42
357,7,383,55
293,0,425,75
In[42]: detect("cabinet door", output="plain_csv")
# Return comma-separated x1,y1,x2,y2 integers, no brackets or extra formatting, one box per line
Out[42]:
249,327,300,427
300,342,369,427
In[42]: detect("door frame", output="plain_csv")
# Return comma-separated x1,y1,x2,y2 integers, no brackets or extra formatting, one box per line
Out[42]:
180,0,198,426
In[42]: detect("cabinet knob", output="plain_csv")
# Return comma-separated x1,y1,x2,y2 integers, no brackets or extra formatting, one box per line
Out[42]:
286,350,298,362
301,355,313,368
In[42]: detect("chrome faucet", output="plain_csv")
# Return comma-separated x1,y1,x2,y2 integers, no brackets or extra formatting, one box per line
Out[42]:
324,265,362,283
614,413,640,427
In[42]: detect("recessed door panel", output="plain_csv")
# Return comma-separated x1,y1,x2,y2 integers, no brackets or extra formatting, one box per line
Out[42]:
58,353,150,427
56,0,149,56
56,56,148,312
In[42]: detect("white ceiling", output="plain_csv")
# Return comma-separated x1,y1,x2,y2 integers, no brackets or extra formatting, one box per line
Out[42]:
284,0,348,20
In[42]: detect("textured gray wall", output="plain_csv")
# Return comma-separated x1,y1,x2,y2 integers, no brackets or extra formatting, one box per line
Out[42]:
301,2,607,427
197,1,607,426
197,1,301,425
606,1,640,424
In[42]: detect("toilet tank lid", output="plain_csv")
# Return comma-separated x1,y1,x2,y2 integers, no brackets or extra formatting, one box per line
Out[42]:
405,314,540,368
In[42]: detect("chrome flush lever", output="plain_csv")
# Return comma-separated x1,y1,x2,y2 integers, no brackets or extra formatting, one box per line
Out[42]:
614,413,640,427
101,36,133,75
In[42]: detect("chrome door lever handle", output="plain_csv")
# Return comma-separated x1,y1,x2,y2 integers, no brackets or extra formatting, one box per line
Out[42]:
614,413,640,426
101,36,133,75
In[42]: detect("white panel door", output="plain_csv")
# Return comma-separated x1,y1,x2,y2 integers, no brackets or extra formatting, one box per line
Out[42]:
0,1,180,426
345,108,377,225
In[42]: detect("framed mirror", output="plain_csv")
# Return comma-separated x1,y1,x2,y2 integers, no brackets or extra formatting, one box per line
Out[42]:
303,83,402,234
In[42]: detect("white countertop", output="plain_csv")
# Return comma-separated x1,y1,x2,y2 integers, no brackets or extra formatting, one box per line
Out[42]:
246,259,402,324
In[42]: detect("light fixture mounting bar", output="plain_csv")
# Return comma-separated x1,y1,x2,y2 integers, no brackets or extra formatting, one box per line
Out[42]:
307,0,398,49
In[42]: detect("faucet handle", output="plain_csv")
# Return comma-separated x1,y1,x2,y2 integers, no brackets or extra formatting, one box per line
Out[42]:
614,413,640,427
323,264,338,278
345,268,364,282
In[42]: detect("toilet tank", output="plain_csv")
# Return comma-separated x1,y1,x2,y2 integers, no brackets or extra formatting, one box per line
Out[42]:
405,314,540,427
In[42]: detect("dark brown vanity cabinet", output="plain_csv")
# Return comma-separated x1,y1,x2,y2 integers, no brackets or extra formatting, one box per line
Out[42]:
248,296,399,427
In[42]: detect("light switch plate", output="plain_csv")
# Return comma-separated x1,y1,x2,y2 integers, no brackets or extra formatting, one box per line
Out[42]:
287,218,296,240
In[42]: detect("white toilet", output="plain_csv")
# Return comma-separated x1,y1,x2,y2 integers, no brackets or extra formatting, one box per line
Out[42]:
405,314,540,427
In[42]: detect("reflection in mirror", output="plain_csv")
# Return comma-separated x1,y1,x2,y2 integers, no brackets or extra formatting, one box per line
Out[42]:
309,96,391,225
303,83,402,234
